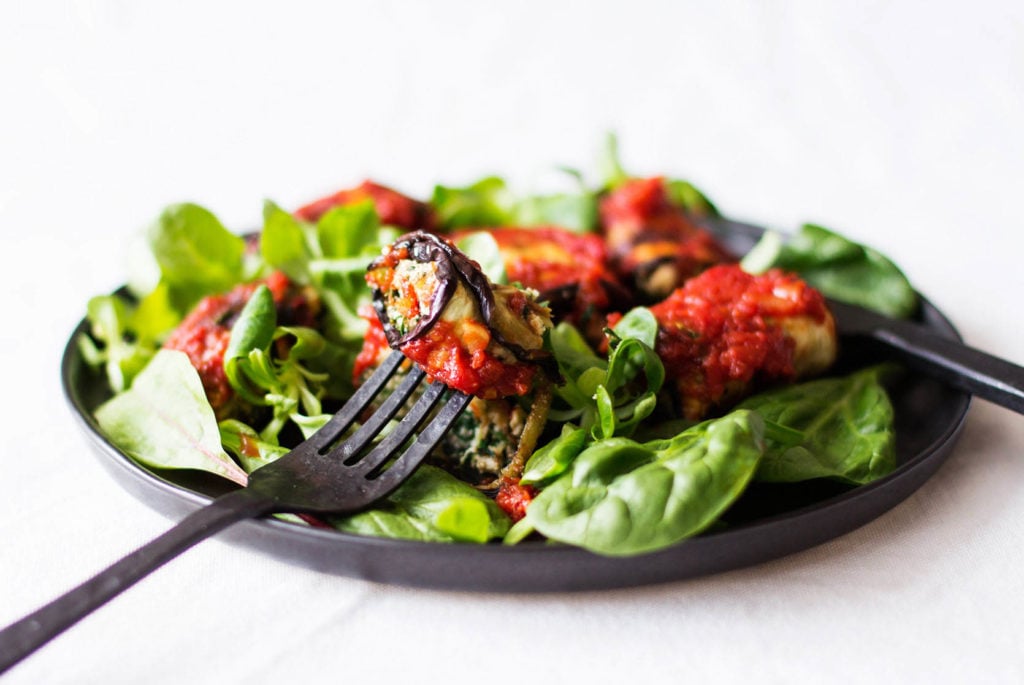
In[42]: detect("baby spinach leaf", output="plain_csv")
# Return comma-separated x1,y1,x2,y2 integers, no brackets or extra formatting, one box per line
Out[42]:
94,350,248,486
330,465,511,543
739,366,897,485
742,223,918,318
148,203,247,312
521,425,588,486
525,410,764,556
224,285,276,362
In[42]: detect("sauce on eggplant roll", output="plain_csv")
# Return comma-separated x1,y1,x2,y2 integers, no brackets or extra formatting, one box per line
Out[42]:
639,264,836,420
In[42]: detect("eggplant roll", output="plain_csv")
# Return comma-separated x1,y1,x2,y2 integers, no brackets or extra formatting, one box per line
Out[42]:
646,264,837,420
599,176,734,302
294,179,435,230
365,231,554,399
452,226,631,342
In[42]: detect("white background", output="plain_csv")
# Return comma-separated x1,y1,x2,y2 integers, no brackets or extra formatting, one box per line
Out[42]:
2,2,1023,683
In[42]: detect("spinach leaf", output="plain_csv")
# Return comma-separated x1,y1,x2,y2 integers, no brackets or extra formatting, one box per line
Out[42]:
148,203,248,312
741,223,918,318
330,465,511,543
520,425,588,486
94,350,248,486
739,366,897,485
525,410,764,556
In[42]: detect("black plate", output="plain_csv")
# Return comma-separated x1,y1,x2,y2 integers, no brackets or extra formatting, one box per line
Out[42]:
61,218,971,592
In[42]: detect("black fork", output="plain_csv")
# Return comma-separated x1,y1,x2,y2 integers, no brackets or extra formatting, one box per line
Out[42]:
0,351,471,673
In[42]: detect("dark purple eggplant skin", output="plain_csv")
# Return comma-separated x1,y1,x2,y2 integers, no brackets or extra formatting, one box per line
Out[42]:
367,231,556,374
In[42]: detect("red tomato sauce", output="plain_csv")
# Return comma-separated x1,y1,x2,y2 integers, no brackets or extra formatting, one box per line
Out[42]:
400,319,537,400
645,264,828,417
495,480,536,522
352,308,392,383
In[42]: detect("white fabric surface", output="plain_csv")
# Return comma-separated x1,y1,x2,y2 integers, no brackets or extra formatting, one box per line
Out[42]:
3,2,1023,682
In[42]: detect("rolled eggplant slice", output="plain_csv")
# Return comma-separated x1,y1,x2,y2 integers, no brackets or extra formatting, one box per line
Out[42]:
600,177,734,302
647,264,836,420
366,231,555,400
453,226,632,343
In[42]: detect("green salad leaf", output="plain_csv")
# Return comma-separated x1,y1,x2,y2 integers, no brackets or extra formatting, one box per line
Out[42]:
547,309,664,439
456,231,508,284
741,223,917,318
330,465,511,543
261,199,401,343
94,350,249,486
524,410,764,556
432,176,514,229
739,366,898,485
79,295,156,393
148,203,248,313
432,174,599,233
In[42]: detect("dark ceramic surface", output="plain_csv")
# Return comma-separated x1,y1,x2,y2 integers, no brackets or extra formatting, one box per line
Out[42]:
61,218,971,592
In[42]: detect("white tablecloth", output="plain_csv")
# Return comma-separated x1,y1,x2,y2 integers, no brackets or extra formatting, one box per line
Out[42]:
3,2,1023,682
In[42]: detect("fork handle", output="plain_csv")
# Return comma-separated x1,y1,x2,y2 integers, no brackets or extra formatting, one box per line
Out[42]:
0,488,274,674
867,320,1024,414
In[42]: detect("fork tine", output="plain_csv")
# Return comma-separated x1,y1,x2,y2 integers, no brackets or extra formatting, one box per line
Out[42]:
330,365,426,461
305,350,406,452
367,389,473,493
343,379,449,475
